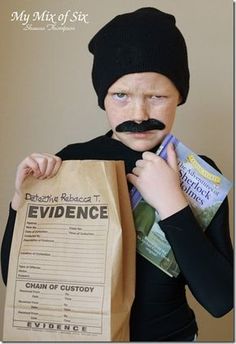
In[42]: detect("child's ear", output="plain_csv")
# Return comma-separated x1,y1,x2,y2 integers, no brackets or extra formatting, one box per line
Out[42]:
178,94,182,105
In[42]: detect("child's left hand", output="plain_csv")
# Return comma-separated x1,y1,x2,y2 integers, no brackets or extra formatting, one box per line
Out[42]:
127,143,188,220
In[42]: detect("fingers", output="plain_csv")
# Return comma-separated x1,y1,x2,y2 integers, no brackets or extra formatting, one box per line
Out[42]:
130,154,158,180
36,153,61,179
12,153,62,210
15,153,62,193
133,151,163,175
142,151,157,161
127,173,138,187
142,144,178,171
128,144,179,185
131,166,142,177
21,153,62,179
166,143,179,172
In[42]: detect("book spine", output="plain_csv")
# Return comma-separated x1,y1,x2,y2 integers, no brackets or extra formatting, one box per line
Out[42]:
156,134,179,160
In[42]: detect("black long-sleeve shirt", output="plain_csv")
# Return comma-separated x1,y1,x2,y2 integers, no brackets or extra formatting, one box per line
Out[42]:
1,132,233,341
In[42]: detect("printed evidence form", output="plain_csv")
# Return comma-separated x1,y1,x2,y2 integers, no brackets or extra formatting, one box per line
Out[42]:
13,201,109,336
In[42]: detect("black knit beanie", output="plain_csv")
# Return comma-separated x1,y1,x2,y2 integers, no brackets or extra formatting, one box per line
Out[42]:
88,7,189,109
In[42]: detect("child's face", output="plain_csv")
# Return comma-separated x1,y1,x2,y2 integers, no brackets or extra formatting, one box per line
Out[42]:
104,72,181,152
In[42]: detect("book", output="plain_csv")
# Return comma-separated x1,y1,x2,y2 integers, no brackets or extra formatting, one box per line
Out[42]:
130,134,232,277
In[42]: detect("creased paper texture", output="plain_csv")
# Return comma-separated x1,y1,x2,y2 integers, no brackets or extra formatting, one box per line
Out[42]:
3,160,136,341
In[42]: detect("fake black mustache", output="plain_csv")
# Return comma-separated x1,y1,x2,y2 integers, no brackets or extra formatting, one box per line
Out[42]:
115,119,166,133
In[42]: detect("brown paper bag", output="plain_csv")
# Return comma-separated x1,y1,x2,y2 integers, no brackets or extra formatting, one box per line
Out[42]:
3,160,136,342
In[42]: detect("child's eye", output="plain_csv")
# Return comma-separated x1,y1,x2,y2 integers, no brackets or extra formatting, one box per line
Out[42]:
151,95,166,100
112,93,127,101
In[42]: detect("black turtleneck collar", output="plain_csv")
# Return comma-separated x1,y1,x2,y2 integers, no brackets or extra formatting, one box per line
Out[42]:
57,131,161,178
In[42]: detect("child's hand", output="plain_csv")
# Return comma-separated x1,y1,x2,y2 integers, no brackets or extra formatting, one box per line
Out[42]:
127,143,188,220
12,153,62,210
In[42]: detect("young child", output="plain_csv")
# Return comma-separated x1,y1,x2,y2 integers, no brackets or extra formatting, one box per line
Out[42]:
1,7,233,341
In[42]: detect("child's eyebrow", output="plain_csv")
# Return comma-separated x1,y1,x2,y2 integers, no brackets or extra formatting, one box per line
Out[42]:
108,87,130,93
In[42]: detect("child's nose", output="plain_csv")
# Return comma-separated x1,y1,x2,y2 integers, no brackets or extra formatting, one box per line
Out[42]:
132,99,149,123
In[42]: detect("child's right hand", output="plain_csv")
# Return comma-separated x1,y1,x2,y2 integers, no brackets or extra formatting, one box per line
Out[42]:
12,153,62,210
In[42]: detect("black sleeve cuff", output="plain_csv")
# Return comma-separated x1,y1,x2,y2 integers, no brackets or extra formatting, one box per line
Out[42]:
159,205,197,233
1,203,17,285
